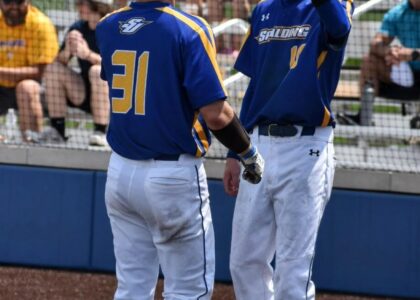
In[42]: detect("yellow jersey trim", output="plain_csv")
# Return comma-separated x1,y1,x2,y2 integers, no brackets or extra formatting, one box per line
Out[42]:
193,113,210,157
346,0,353,25
317,50,328,69
321,107,331,127
196,16,216,49
156,7,227,95
239,28,251,53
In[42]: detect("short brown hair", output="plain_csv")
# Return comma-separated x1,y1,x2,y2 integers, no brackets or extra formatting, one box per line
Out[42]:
76,0,113,18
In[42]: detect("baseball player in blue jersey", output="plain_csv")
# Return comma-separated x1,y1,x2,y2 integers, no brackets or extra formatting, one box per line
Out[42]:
223,0,353,299
95,1,264,299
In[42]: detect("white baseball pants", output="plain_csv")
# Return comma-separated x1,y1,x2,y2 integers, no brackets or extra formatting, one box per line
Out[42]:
230,126,335,300
105,152,215,300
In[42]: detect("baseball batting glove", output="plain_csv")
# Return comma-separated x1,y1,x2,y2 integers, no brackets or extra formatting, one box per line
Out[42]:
239,146,264,184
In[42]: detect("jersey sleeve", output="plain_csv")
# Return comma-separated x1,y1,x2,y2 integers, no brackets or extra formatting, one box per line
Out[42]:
95,25,107,81
380,9,398,37
315,0,353,50
182,27,227,109
234,27,254,77
27,19,59,65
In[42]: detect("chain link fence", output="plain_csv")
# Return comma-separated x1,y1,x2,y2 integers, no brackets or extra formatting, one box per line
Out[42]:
1,0,419,172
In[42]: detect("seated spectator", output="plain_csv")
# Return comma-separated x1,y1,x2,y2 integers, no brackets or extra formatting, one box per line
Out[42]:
0,0,58,142
176,0,203,16
206,0,257,54
44,0,113,146
113,0,128,9
352,0,420,125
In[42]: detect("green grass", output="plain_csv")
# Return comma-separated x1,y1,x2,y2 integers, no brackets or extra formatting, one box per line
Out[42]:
334,136,355,145
32,0,68,11
343,57,362,69
358,10,386,22
343,103,402,114
65,120,94,130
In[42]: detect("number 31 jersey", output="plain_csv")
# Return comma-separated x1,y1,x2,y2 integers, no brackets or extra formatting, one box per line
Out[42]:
96,1,226,160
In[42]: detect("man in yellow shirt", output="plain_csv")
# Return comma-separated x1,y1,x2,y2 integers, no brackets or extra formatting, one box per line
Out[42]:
0,0,58,142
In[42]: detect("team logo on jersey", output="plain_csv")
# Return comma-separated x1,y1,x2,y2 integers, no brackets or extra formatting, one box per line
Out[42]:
119,17,152,34
261,13,270,21
256,25,311,44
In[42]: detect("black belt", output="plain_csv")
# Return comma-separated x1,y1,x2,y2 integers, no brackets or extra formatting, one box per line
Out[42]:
257,124,316,137
154,154,180,161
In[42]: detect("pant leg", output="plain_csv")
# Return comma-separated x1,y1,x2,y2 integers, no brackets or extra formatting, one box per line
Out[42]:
271,135,335,300
144,161,215,300
105,154,159,300
230,135,276,300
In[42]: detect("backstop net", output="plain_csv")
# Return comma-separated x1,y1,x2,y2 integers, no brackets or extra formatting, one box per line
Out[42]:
1,0,419,173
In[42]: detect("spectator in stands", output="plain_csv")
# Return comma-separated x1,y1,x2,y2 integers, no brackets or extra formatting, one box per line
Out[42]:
354,0,420,125
207,0,258,24
43,0,113,146
205,0,259,54
114,0,128,9
0,0,58,142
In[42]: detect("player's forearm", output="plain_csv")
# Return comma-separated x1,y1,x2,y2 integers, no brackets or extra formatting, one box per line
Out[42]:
312,0,351,41
0,66,43,83
200,100,252,155
201,100,234,130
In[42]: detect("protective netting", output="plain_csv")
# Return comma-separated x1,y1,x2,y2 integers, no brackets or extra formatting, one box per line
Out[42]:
0,0,419,172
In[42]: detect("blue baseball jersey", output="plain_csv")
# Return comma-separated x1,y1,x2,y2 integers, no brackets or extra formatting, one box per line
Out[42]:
96,1,226,160
380,0,420,71
235,0,353,131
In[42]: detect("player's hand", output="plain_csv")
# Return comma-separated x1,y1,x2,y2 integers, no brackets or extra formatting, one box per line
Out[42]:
240,148,264,184
223,158,241,196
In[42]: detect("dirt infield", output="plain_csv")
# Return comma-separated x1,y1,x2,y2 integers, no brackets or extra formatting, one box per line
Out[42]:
0,266,401,300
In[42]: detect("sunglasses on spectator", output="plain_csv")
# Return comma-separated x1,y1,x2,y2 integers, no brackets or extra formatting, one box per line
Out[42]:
2,0,26,5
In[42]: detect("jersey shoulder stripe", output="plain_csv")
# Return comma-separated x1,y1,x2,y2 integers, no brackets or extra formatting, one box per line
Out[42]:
195,15,216,48
343,0,354,25
156,6,226,95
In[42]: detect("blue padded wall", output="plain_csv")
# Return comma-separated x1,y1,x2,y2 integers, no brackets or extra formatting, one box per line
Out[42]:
0,165,94,268
90,172,115,271
207,181,236,282
1,163,420,299
313,189,420,299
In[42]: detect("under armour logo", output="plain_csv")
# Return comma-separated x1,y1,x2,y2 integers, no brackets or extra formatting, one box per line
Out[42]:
261,13,270,21
119,18,152,34
309,149,320,156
